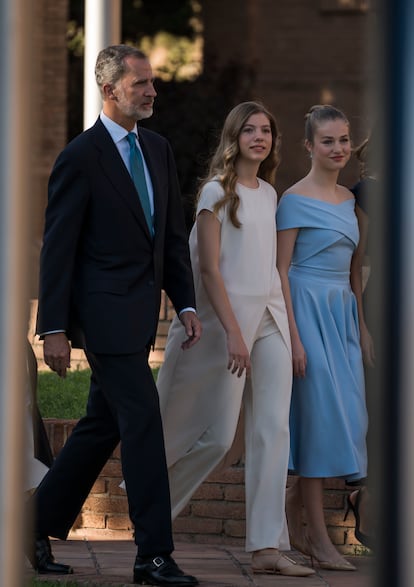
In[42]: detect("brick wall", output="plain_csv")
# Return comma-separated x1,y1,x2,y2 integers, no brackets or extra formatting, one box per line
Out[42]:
31,0,69,298
44,419,363,554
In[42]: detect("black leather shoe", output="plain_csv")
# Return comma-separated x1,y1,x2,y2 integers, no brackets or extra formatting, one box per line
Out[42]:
28,537,73,575
133,554,198,585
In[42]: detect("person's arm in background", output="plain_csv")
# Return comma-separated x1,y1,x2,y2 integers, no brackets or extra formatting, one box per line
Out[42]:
197,209,250,378
277,227,306,378
160,140,201,349
37,148,89,378
350,203,375,367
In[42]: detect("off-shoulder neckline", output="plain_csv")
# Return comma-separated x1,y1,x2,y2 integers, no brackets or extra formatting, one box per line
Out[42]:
282,193,354,206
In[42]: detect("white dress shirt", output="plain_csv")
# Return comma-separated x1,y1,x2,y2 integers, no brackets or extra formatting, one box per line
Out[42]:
100,111,154,215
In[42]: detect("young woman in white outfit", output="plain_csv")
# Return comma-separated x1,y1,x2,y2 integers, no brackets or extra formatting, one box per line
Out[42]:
157,102,314,577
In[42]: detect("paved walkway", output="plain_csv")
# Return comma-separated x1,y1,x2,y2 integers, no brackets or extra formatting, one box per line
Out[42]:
26,536,373,586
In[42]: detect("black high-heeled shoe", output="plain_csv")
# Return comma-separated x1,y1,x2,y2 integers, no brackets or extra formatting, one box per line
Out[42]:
344,489,375,550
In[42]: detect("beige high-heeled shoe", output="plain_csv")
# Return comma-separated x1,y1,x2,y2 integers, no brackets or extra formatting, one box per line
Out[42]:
251,549,316,576
316,558,357,571
285,492,310,556
304,538,357,571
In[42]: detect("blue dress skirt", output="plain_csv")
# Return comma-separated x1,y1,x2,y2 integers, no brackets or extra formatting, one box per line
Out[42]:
276,194,368,480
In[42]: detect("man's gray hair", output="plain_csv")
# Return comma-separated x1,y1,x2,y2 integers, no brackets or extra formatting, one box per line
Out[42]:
95,45,148,96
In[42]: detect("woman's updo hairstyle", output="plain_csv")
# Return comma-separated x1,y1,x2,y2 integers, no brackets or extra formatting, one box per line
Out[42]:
354,124,378,179
304,104,349,144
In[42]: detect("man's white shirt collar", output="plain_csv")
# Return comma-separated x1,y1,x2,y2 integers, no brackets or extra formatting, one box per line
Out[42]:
100,111,138,144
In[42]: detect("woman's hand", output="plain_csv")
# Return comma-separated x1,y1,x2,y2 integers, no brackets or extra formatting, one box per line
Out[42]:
360,323,375,367
292,336,307,378
227,330,251,378
197,209,250,378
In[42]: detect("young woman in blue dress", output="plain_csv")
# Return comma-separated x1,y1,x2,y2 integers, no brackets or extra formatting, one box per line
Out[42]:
276,105,369,571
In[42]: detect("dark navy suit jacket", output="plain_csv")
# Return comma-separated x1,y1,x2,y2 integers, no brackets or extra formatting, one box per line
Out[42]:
37,118,195,354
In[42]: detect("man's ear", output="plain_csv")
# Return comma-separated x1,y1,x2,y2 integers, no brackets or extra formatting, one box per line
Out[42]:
103,83,117,101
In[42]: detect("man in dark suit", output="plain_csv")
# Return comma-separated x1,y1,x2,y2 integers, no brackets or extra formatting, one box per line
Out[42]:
29,45,201,586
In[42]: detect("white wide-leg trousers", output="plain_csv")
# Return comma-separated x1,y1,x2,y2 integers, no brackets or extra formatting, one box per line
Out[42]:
168,309,292,551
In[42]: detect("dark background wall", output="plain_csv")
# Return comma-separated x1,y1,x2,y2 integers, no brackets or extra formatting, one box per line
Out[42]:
202,0,372,191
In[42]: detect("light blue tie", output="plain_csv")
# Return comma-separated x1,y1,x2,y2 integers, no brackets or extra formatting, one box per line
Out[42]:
126,132,154,235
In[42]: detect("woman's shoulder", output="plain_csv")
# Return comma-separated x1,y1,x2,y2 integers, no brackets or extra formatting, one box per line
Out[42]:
276,189,309,224
280,182,355,204
199,178,224,199
337,184,355,200
278,191,307,207
197,179,225,218
276,186,323,228
256,177,278,197
281,177,309,197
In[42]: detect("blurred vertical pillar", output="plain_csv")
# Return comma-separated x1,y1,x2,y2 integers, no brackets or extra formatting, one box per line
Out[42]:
83,0,122,129
372,0,414,585
396,0,414,584
0,1,35,585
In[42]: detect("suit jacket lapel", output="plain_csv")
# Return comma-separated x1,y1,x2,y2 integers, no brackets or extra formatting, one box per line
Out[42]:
91,119,153,242
139,130,164,247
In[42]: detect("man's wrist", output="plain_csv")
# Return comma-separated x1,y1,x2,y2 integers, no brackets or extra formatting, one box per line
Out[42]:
39,329,66,337
179,307,196,315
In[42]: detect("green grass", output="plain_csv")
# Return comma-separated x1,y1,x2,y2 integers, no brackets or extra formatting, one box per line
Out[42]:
37,369,91,418
37,367,160,419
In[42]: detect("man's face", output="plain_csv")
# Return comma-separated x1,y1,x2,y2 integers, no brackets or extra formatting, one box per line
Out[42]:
111,56,157,122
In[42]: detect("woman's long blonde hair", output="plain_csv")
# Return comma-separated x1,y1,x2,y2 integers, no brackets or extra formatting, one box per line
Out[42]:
197,101,281,228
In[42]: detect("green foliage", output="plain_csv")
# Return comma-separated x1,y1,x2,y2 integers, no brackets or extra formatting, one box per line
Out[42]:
139,32,202,81
37,368,160,419
67,20,84,57
353,544,373,556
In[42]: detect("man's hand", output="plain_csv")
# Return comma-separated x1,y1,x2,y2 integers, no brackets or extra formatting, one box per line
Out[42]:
43,332,71,378
179,311,202,350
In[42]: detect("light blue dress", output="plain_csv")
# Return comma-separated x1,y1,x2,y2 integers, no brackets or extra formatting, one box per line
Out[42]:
276,193,368,480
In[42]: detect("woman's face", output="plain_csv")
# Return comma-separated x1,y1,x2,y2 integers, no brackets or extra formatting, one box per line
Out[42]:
307,119,351,170
237,112,273,164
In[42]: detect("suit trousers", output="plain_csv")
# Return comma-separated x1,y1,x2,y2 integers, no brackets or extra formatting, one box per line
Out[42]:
33,350,174,557
167,309,292,551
